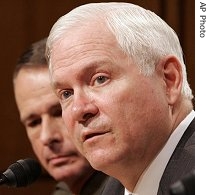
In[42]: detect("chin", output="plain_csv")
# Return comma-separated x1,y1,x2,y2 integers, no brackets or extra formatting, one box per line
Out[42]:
52,166,82,181
87,153,109,171
88,149,124,174
52,171,72,181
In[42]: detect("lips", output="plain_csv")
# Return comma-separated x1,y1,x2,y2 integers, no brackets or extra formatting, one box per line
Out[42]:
82,129,109,143
48,155,67,164
86,132,105,140
48,153,76,166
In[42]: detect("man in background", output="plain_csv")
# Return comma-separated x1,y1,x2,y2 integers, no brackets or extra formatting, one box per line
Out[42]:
13,38,123,195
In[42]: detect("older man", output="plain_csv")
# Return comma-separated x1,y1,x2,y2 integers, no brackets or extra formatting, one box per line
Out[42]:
46,3,194,194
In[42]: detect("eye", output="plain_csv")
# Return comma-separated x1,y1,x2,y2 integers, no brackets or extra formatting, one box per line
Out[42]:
27,118,41,128
93,75,109,86
60,89,74,100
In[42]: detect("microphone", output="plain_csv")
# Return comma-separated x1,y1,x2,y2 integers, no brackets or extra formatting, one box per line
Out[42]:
0,158,41,187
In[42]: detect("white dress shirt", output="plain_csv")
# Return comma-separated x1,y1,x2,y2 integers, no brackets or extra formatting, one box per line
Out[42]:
124,110,195,195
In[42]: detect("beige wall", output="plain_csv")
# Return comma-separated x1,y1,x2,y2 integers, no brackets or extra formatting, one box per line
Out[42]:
0,0,194,194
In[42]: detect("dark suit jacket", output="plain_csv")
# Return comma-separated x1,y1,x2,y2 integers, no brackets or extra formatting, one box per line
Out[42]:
101,176,124,195
80,171,109,195
52,171,110,195
157,119,195,195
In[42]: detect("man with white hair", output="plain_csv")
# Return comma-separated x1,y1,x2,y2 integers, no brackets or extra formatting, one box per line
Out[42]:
46,2,194,194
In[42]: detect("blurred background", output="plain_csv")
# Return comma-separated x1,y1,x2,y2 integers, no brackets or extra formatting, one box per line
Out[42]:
0,0,194,194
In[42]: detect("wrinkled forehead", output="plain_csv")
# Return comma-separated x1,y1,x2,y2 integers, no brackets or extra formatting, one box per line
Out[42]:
49,20,117,70
53,19,113,49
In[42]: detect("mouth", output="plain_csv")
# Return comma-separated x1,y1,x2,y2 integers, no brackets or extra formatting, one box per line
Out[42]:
82,131,109,143
48,154,76,166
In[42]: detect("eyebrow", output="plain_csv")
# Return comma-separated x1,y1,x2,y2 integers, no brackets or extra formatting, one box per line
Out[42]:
52,59,110,89
21,113,38,125
21,102,61,124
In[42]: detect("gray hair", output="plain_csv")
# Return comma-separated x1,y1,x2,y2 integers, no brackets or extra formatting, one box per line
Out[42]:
46,2,193,100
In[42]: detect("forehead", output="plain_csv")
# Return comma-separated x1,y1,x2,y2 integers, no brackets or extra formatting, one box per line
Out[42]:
58,19,114,46
14,68,50,93
14,68,59,119
50,20,118,70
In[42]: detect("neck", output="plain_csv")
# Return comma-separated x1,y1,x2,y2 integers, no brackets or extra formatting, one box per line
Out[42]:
104,155,150,192
171,98,193,132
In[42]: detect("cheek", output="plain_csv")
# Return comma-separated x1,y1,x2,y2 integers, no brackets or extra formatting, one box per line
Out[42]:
105,82,165,137
27,130,41,151
30,140,45,165
62,111,84,150
26,131,43,160
62,110,73,133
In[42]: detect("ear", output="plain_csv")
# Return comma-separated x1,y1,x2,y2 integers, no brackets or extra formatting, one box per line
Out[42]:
156,56,183,105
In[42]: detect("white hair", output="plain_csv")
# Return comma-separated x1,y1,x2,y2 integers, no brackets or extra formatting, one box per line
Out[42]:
46,2,193,100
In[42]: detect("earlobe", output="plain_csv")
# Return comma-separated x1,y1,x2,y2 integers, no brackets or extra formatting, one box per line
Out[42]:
158,56,183,105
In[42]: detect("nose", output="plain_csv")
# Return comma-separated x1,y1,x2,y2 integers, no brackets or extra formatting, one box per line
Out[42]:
69,91,99,125
40,117,62,147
